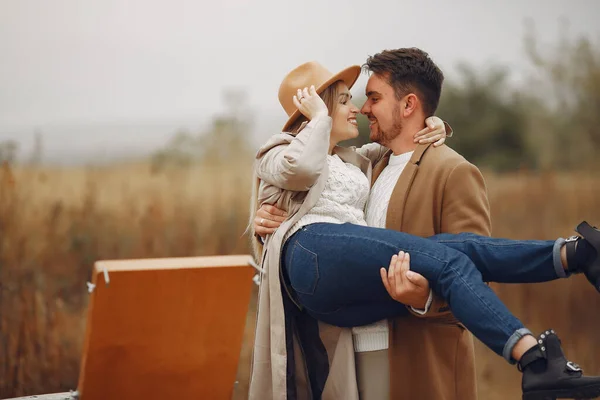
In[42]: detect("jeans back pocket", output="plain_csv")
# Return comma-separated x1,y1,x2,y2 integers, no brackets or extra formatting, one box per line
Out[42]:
288,242,319,295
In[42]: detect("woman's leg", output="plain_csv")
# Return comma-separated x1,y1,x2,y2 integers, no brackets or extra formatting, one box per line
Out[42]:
431,224,600,292
429,232,566,282
282,223,531,361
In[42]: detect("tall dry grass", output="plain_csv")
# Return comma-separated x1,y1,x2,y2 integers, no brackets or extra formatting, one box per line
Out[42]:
0,160,599,399
0,159,253,398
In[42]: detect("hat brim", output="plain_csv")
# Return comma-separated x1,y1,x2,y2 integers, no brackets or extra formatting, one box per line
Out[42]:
282,65,362,132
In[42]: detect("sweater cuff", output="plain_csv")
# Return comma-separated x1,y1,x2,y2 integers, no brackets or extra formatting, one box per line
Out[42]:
352,330,389,352
409,289,433,315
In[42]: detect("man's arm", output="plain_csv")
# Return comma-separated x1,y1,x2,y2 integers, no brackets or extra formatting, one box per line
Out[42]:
411,160,492,317
254,205,287,238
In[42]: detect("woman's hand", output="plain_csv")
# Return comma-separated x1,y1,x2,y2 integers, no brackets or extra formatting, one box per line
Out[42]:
292,85,328,121
414,116,450,147
381,251,430,309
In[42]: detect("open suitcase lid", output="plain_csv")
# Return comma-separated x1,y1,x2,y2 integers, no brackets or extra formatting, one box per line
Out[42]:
77,255,257,400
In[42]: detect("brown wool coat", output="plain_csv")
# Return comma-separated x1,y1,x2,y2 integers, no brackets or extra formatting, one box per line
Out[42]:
249,116,388,400
374,143,492,400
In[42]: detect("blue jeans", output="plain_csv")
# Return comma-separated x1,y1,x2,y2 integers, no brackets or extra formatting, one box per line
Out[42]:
281,223,566,363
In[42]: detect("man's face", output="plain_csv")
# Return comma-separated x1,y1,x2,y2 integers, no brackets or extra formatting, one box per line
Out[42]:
360,73,403,146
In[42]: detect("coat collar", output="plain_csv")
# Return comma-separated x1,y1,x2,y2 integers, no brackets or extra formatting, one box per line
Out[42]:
372,143,431,183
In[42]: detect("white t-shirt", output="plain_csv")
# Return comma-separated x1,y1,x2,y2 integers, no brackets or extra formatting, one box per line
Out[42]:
351,151,414,352
366,151,414,228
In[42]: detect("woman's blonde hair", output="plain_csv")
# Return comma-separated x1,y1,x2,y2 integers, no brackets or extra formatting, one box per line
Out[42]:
248,81,343,261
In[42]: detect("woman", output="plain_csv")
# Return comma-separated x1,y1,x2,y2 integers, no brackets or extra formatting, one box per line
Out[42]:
249,61,600,400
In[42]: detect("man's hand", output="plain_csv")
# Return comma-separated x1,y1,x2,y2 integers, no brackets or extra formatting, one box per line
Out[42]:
380,251,431,309
254,205,288,238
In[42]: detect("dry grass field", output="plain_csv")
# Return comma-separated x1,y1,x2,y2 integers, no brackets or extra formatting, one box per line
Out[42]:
1,160,599,399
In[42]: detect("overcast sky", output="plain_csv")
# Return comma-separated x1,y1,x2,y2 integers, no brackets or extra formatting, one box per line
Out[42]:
0,0,598,162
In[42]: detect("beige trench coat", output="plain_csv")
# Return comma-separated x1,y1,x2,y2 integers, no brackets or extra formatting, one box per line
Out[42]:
248,115,387,400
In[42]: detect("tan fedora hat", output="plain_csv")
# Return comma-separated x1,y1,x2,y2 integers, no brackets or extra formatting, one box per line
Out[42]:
278,61,361,131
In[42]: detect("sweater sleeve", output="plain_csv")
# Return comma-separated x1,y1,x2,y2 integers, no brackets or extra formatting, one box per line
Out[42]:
353,142,389,165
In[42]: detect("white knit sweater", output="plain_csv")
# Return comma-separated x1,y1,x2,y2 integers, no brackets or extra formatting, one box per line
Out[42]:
285,154,370,241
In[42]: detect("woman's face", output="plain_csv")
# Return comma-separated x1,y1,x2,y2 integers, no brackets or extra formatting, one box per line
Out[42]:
330,83,360,144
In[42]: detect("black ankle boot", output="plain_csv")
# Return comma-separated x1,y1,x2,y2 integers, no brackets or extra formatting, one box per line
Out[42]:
519,329,600,399
565,221,600,292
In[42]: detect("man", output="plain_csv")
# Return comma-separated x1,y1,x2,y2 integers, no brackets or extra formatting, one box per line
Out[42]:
358,48,490,400
255,48,491,400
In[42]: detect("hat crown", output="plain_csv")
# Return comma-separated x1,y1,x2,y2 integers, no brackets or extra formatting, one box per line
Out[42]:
278,61,335,117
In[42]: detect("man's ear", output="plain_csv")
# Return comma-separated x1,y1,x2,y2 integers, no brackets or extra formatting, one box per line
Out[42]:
403,93,419,117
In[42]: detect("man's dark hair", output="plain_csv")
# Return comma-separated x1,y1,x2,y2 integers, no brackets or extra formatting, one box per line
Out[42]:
364,48,444,116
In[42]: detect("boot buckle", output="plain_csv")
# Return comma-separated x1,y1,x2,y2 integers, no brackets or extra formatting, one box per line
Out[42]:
566,361,582,372
565,235,579,243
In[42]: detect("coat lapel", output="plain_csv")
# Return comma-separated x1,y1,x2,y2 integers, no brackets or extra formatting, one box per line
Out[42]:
382,144,432,230
372,150,392,186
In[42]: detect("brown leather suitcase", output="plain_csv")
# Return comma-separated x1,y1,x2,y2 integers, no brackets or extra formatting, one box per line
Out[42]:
76,255,257,400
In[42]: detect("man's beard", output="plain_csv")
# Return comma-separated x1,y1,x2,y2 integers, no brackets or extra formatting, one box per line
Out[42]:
371,106,403,146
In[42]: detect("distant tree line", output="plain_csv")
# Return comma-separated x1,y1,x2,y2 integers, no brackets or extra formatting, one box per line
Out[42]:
343,28,600,171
